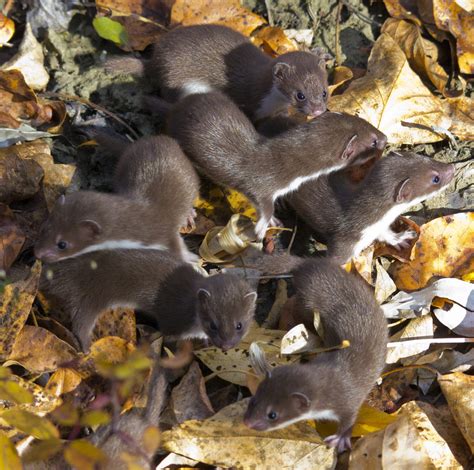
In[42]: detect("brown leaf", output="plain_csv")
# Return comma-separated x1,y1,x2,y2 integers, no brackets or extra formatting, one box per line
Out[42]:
171,361,214,423
251,26,298,56
95,0,173,23
0,261,41,360
111,15,165,51
391,212,474,291
328,65,354,95
444,95,474,141
45,368,84,396
171,0,266,36
329,33,451,144
8,325,78,373
0,204,25,272
92,308,136,345
0,150,44,204
432,0,474,74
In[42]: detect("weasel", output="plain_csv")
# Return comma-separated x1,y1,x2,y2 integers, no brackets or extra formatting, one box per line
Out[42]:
244,259,388,453
286,152,455,263
35,135,200,263
107,24,331,121
40,249,256,351
165,91,387,239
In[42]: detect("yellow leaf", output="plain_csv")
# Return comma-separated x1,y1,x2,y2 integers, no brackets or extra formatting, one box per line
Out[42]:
251,26,298,55
161,399,335,469
0,409,59,440
142,425,161,454
439,372,474,453
391,212,474,291
171,0,266,37
0,13,15,47
50,402,80,427
92,307,136,345
64,440,107,470
224,190,257,221
0,380,34,405
45,368,83,396
0,433,21,470
329,33,451,144
0,261,40,360
80,410,111,428
21,438,63,463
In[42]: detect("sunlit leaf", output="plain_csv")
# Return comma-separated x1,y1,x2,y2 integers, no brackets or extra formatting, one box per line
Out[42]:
64,440,108,470
0,433,21,470
0,409,59,440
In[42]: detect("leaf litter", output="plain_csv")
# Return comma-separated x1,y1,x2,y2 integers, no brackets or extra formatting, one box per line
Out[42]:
0,0,472,468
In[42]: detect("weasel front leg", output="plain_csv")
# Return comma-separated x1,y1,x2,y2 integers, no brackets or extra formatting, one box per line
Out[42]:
71,308,99,352
254,197,274,240
377,228,417,250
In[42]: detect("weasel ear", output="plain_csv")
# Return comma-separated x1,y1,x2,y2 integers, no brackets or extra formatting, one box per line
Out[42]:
396,178,412,203
197,288,211,303
311,47,333,66
79,220,102,239
291,392,311,411
249,342,272,378
273,62,292,80
341,134,358,160
244,292,258,304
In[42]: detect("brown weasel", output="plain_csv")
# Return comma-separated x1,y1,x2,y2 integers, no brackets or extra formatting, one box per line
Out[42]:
244,259,388,453
35,135,200,263
286,152,455,263
164,92,386,239
40,249,257,351
107,24,331,121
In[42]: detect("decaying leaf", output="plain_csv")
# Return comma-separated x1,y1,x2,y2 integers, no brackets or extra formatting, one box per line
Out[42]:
391,212,474,291
329,33,451,144
92,307,136,345
251,26,298,55
0,261,41,360
45,368,83,396
444,95,474,141
171,0,266,36
162,399,336,469
439,372,474,452
0,204,25,272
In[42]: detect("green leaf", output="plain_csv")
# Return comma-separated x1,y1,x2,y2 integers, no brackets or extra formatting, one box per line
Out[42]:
0,433,22,470
80,410,111,428
64,440,107,470
92,17,128,46
0,409,59,440
0,380,34,404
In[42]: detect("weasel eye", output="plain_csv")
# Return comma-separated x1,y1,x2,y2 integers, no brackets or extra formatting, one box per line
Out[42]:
267,411,278,420
236,322,242,330
371,139,378,148
322,90,327,99
296,91,306,101
209,321,218,332
57,241,68,250
432,175,440,184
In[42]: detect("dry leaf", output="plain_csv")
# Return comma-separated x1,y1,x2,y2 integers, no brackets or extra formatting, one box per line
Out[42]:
328,65,354,95
329,33,451,144
1,23,49,90
0,13,15,47
0,261,41,360
161,399,335,469
0,204,25,272
0,409,59,440
251,26,298,56
64,440,107,470
92,308,136,345
351,245,374,284
444,96,474,141
95,0,172,23
391,212,474,291
110,15,165,51
386,315,434,363
280,324,319,355
171,0,266,36
382,18,453,95
439,372,474,453
45,368,83,396
374,260,396,304
432,0,474,74
7,325,78,373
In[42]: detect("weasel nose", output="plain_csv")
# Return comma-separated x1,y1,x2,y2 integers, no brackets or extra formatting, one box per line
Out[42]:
311,107,325,118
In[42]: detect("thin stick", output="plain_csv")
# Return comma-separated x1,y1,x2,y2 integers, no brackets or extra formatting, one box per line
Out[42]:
388,337,474,347
41,91,140,139
382,364,439,379
287,222,297,254
265,0,274,26
335,1,342,66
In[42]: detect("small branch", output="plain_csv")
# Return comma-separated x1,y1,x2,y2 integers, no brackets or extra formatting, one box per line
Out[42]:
388,337,474,347
335,1,342,66
265,0,274,26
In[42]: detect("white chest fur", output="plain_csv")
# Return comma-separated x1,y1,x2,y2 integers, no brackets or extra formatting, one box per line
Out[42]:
265,409,339,431
181,81,214,97
255,85,288,120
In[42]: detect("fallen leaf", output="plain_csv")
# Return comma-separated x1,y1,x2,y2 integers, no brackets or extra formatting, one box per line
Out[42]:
95,0,172,23
329,33,451,144
374,260,397,304
0,261,41,360
92,308,136,345
0,123,52,147
439,372,474,453
391,212,474,291
328,65,354,95
432,0,474,74
0,409,59,440
382,0,423,26
280,323,319,355
0,13,15,47
161,399,335,469
112,15,165,51
171,362,214,423
444,96,474,141
92,16,128,47
251,26,298,56
0,204,25,272
382,18,455,95
45,368,83,396
0,433,21,470
0,379,34,405
386,315,434,363
171,0,266,36
1,22,49,90
351,245,374,284
8,325,78,373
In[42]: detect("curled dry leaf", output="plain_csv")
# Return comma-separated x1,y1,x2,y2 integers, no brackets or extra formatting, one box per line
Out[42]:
432,0,474,74
7,325,78,374
0,204,25,272
391,212,474,291
439,372,474,453
381,18,454,96
92,307,136,345
1,23,49,90
386,315,434,363
374,260,397,304
0,261,41,360
444,96,474,141
45,368,83,396
171,0,266,36
161,399,335,469
329,33,451,144
251,26,298,56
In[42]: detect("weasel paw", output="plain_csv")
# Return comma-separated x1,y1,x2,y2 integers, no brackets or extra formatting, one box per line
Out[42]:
324,434,351,453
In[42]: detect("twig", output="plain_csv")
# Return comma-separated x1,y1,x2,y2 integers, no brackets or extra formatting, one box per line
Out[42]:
340,0,383,27
41,91,140,139
388,337,474,347
265,0,274,26
335,1,342,66
287,222,297,254
382,364,439,379
1,0,14,16
400,121,458,149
